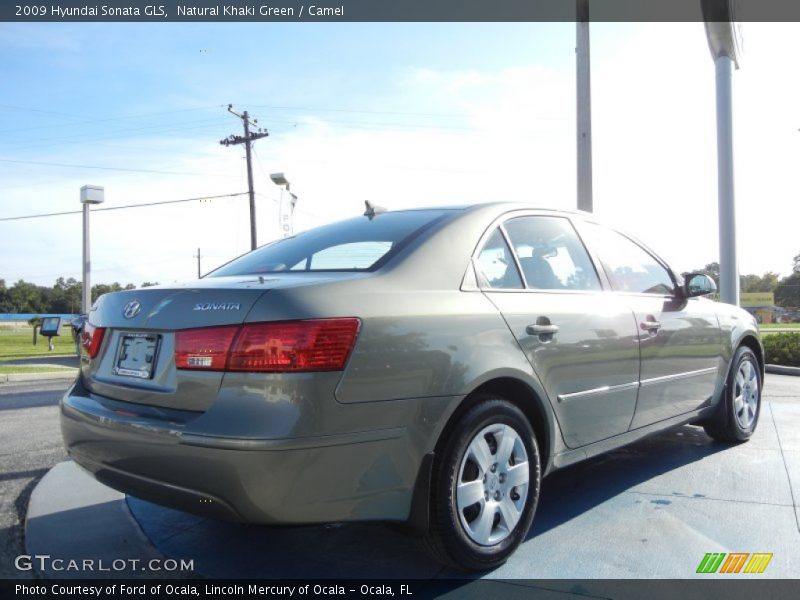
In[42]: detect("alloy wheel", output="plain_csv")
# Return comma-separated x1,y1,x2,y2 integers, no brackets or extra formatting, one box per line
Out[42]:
733,358,759,430
455,423,530,546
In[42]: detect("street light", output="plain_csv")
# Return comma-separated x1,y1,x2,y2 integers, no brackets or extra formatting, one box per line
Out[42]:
79,185,104,315
269,172,289,188
270,173,297,238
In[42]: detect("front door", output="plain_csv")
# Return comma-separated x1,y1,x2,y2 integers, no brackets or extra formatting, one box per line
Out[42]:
577,222,726,429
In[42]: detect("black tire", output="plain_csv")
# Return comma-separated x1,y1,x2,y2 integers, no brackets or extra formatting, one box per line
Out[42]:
703,346,762,443
424,397,541,571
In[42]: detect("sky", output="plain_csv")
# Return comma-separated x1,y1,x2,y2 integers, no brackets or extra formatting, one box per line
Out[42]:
0,21,798,287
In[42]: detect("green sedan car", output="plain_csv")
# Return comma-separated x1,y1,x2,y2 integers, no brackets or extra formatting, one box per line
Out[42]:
61,202,763,570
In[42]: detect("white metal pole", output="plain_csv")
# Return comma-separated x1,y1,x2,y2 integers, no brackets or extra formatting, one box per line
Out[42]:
715,54,739,306
576,5,593,213
82,202,91,314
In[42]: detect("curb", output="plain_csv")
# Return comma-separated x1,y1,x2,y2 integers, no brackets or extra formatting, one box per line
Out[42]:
766,364,800,376
0,370,77,384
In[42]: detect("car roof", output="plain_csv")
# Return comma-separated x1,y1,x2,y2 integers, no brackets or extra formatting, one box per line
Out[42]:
378,202,591,218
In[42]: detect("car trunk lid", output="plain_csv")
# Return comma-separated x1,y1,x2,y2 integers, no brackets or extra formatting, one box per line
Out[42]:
80,275,343,411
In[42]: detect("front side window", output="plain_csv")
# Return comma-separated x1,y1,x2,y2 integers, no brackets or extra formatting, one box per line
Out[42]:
502,216,601,291
581,223,675,295
475,228,523,289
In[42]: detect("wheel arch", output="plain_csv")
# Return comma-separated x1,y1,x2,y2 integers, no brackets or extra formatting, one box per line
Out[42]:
406,374,557,535
737,333,765,380
433,376,554,475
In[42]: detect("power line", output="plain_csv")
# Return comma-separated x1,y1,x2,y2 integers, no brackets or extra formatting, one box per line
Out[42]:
8,117,226,151
0,192,248,222
2,101,463,125
1,106,562,154
245,104,472,119
265,115,477,132
0,157,239,178
0,105,224,135
0,103,86,120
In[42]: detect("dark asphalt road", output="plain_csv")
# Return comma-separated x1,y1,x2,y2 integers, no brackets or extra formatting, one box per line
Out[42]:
0,380,69,578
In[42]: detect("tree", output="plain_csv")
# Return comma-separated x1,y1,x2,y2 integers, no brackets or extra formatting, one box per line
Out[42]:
6,280,45,313
0,279,12,313
775,272,800,308
0,278,152,314
740,272,780,294
49,277,83,314
91,282,125,302
794,253,800,274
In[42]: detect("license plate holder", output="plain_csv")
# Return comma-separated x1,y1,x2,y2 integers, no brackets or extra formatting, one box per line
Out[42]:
113,332,160,380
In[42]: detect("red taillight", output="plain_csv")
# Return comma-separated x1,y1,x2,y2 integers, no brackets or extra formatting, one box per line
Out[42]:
174,318,361,373
175,325,239,371
81,323,106,359
230,318,361,372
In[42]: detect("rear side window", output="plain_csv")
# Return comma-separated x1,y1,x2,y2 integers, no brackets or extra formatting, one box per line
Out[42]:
475,228,523,289
503,216,601,291
209,210,452,276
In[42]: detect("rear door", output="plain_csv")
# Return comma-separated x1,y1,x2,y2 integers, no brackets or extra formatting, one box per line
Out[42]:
476,214,640,448
577,222,726,428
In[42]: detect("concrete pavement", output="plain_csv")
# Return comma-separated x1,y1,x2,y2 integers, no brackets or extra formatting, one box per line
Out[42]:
16,374,800,581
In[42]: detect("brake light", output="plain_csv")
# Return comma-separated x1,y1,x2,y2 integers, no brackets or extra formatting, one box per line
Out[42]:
230,318,361,372
174,318,361,373
81,323,106,359
175,325,239,371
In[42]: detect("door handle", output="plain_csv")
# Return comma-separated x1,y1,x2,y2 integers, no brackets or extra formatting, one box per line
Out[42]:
526,324,560,336
640,319,661,333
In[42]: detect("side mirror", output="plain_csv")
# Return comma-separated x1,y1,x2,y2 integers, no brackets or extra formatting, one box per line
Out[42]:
683,273,717,297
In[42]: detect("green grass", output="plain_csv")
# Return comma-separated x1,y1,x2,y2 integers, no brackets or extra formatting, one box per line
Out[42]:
0,365,76,374
0,326,78,360
759,323,800,338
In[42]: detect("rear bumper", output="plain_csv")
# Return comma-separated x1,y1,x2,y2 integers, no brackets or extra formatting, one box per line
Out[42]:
60,379,426,524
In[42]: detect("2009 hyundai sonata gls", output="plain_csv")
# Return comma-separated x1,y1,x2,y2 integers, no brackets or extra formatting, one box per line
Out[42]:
62,202,763,570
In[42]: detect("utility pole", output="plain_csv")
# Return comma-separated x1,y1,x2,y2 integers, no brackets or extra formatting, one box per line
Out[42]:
220,105,269,250
194,247,201,279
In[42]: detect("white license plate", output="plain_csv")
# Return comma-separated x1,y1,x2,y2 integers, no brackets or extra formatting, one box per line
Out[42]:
113,333,160,379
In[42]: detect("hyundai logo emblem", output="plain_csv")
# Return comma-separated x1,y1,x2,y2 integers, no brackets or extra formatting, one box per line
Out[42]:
122,300,142,319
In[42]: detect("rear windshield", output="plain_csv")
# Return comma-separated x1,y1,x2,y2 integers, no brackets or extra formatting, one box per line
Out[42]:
208,209,453,276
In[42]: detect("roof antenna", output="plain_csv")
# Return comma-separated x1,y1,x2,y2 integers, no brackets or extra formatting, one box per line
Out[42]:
363,200,387,220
